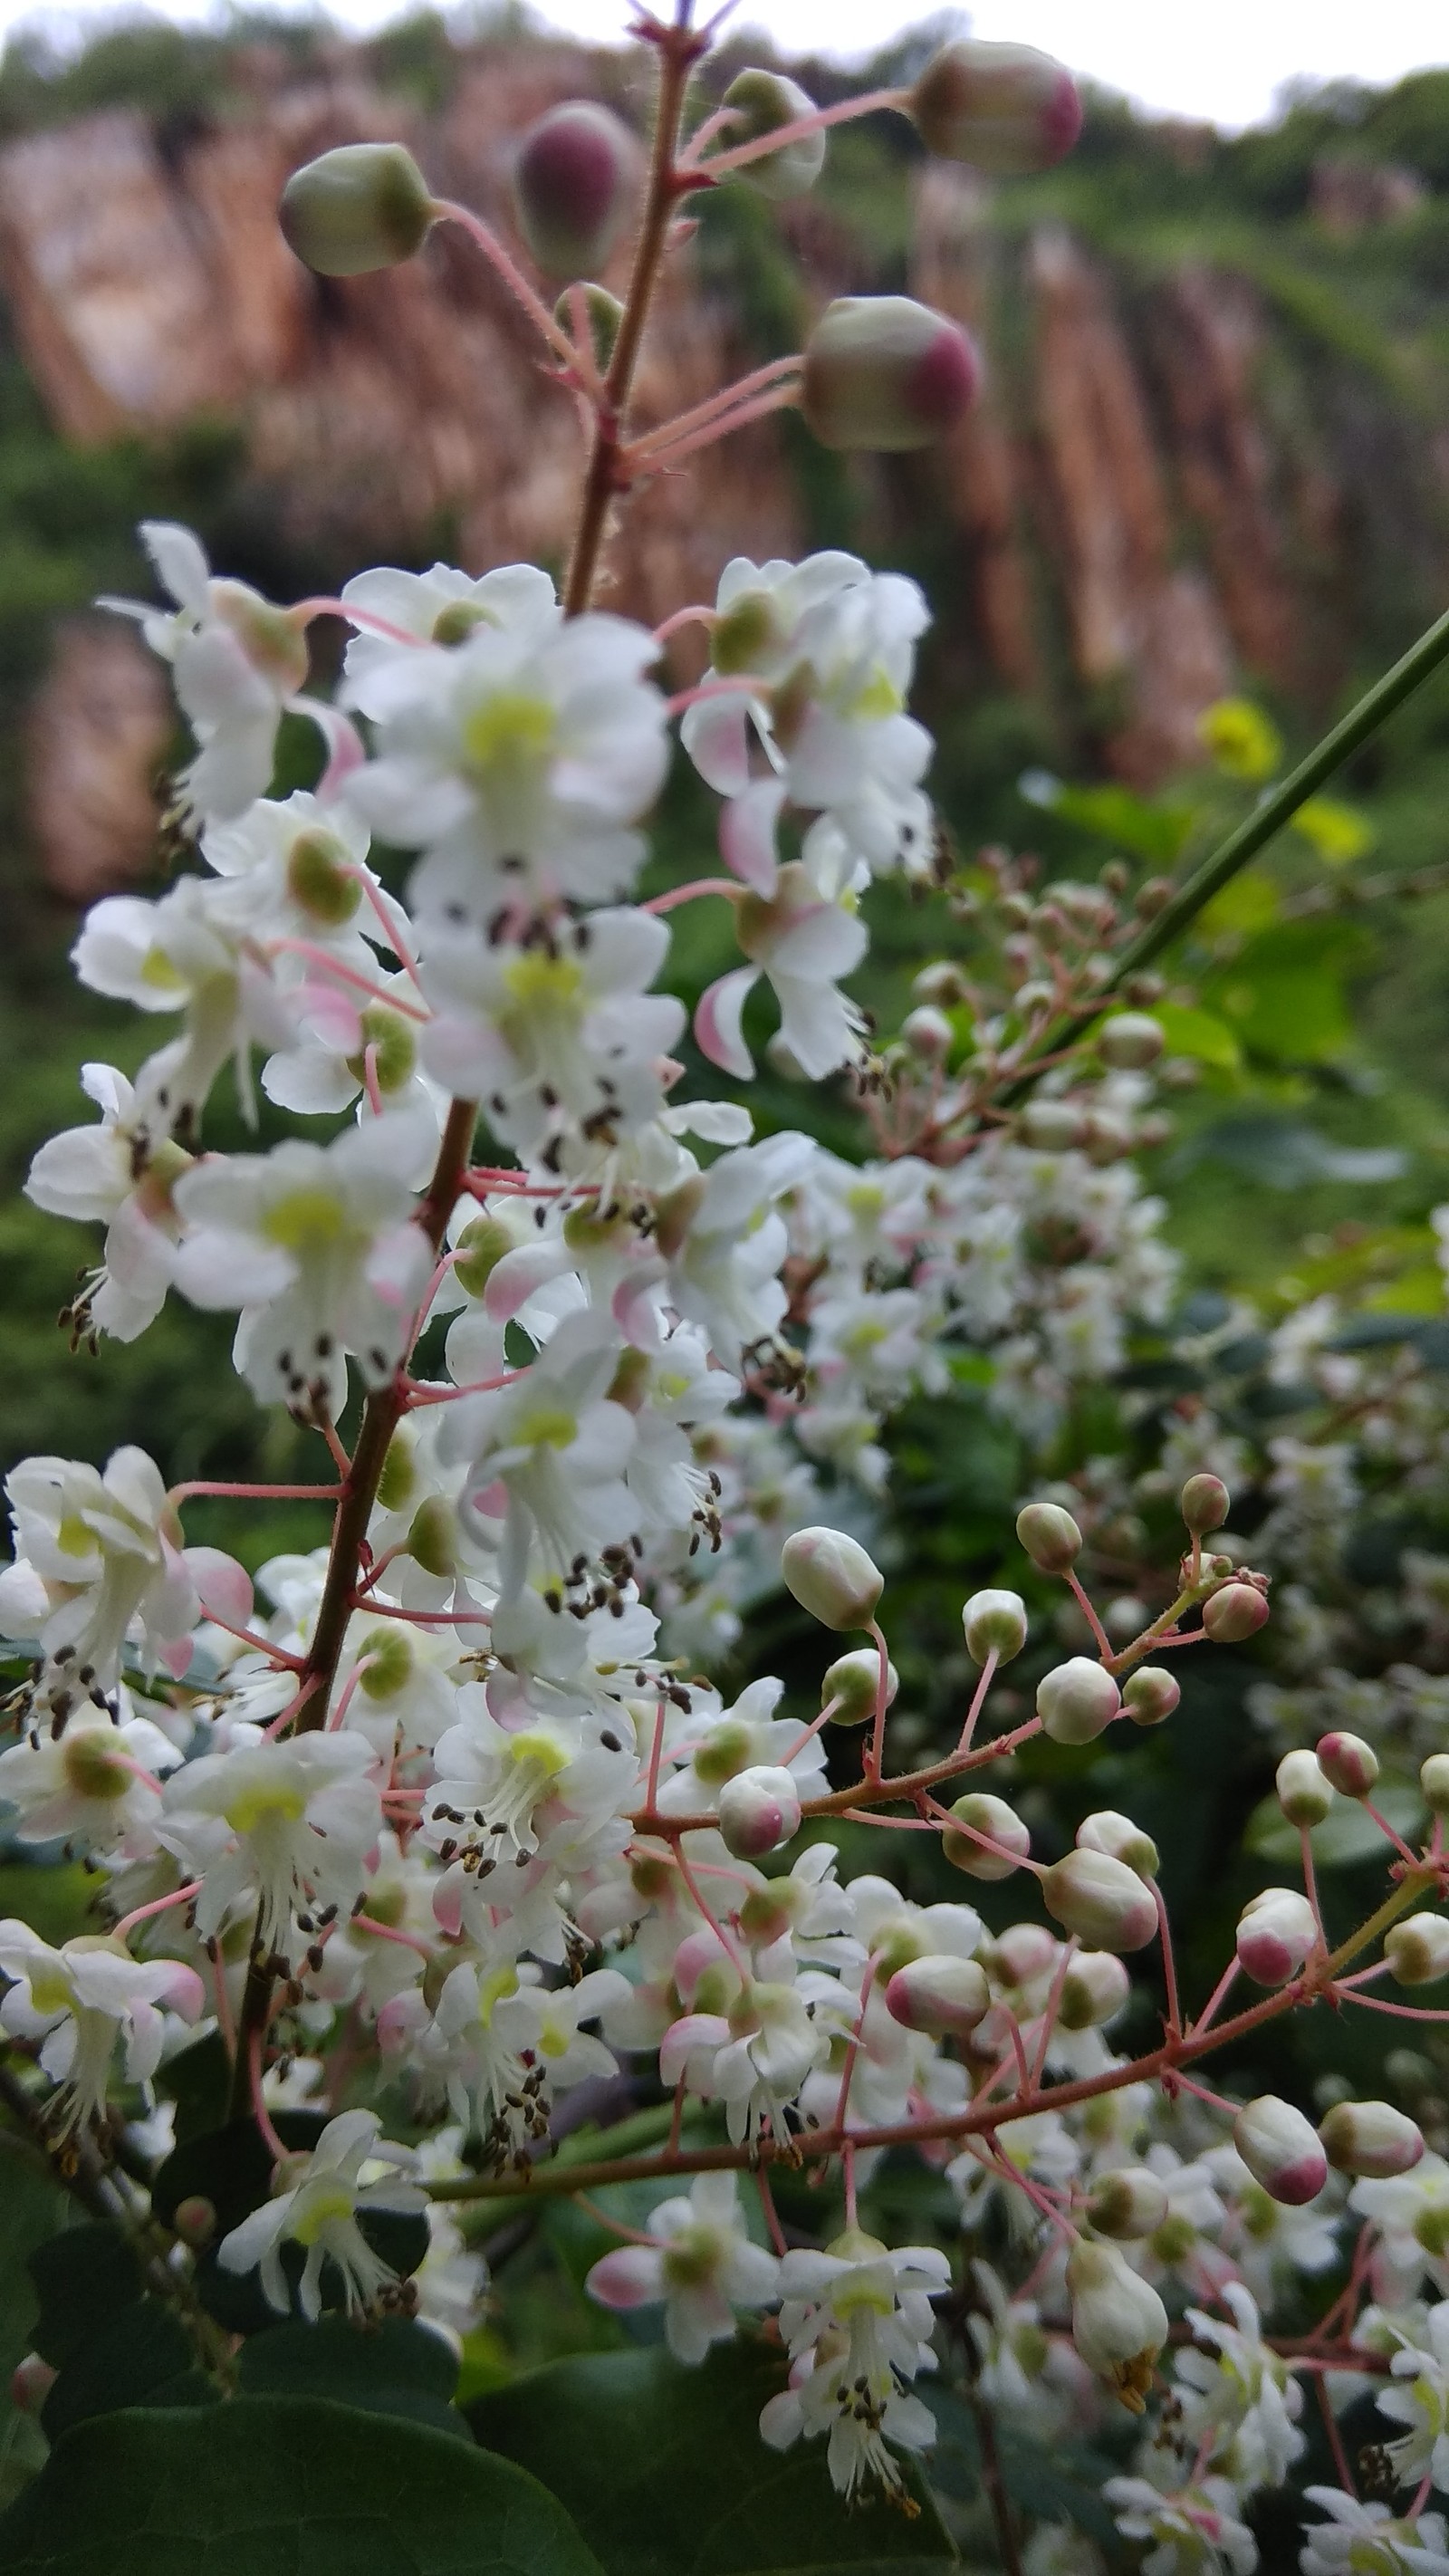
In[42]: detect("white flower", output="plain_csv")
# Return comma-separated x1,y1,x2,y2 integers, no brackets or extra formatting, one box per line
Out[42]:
340,562,560,711
158,1733,381,1958
657,1674,830,1817
1299,2488,1449,2574
72,879,300,1129
439,1308,635,1595
423,1694,636,1866
101,520,312,823
0,1447,198,1720
171,1110,436,1413
24,1064,186,1343
0,1923,204,2133
406,1957,629,2151
346,610,668,923
696,864,868,1082
1175,2282,1303,2493
758,2225,950,2499
216,2109,424,2319
660,1973,833,2146
0,1708,182,1853
1354,2151,1449,2301
661,1129,818,1371
1105,2475,1258,2575
1379,2299,1449,2490
1066,2236,1168,2412
586,2171,781,2361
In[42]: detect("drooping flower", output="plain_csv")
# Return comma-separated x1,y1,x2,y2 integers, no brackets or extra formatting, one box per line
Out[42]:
158,1734,381,1959
24,1064,188,1344
758,2227,950,2498
586,2170,781,2361
0,1447,199,1723
216,2108,424,2319
1298,2487,1449,2575
0,1923,204,2134
696,864,868,1082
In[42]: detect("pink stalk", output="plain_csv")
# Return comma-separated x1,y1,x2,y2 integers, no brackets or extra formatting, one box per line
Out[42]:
1300,1823,1326,1946
1030,1935,1078,2088
320,1419,353,1479
628,355,803,461
683,85,910,178
640,877,741,916
266,941,431,1022
1362,1800,1425,1869
343,868,423,985
262,1674,323,1742
644,1697,668,1818
665,673,766,719
831,1959,877,2135
980,2139,1078,2244
634,383,801,473
113,1879,203,1940
956,1649,998,1755
756,2167,788,2257
199,1611,306,1672
779,1696,841,1766
431,199,581,368
346,1600,494,1628
207,1940,236,2054
573,2191,661,2247
672,1840,750,1981
326,1660,372,1734
866,1619,891,1783
405,1366,529,1406
169,1479,341,1505
352,1914,433,1960
1189,1956,1241,2037
362,1045,384,1119
1172,2071,1242,2119
654,603,717,645
1339,1989,1449,2023
249,2029,293,2165
922,1791,1049,1879
1154,1881,1182,2039
1065,1570,1115,1663
1315,2373,1358,2497
288,596,423,647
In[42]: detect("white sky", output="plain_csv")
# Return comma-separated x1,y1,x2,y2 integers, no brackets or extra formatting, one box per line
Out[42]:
2,0,1446,130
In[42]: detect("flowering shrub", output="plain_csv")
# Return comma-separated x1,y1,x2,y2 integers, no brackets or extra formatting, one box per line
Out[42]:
5,11,1449,2573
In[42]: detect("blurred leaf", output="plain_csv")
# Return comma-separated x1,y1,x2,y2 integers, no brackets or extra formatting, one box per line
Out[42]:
153,2029,231,2146
1291,796,1375,864
1152,1004,1243,1073
1199,697,1282,782
0,2148,65,2504
1199,869,1281,937
29,2224,142,2368
237,2314,468,2440
1246,1783,1425,1869
1018,771,1194,863
40,2300,211,2442
1185,1118,1406,1190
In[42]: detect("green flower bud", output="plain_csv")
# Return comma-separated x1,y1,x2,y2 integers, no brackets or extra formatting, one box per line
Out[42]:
1180,1474,1230,1537
781,1526,883,1631
1098,1013,1164,1072
1019,1101,1086,1151
962,1587,1028,1665
1042,1849,1158,1951
885,1954,990,2039
1016,1501,1082,1572
1316,1732,1379,1799
1276,1749,1334,1830
909,39,1082,174
1386,1914,1449,1988
1423,1754,1449,1816
942,1792,1031,1880
279,143,436,277
1234,2095,1327,2206
1121,1666,1180,1727
553,280,624,370
1202,1581,1270,1643
821,1644,898,1725
1058,1949,1130,2030
721,70,827,198
407,1495,457,1579
1086,2167,1169,2241
1037,1657,1120,1745
1077,1809,1158,1879
1319,2099,1425,2180
801,295,980,453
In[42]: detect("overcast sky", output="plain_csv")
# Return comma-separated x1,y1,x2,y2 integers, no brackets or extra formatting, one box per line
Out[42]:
3,0,1446,130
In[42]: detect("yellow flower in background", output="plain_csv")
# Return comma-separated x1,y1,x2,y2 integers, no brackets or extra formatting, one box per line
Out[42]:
1291,796,1374,865
1198,697,1282,782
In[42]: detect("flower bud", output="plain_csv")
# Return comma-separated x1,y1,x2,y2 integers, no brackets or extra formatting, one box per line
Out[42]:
716,1764,801,1860
962,1587,1028,1665
1037,1657,1121,1745
1276,1749,1335,1830
1319,2099,1425,2179
1387,1914,1449,1986
1236,1888,1317,1987
1233,2095,1328,2206
885,1953,991,2039
173,2193,217,2249
513,101,637,281
1422,1754,1449,1816
1042,1849,1158,1952
1179,1474,1230,1537
721,69,826,198
1059,1949,1131,2030
1077,1810,1158,1879
941,1792,1031,1880
452,1216,517,1300
1121,1666,1180,1728
1098,1013,1164,1072
1202,1581,1270,1643
1085,2167,1170,2242
1316,1731,1379,1799
554,280,624,370
1016,1502,1082,1572
781,1527,883,1631
901,1004,954,1062
279,142,436,277
822,1644,898,1725
910,39,1083,175
9,2355,56,2415
407,1495,457,1580
1019,1101,1086,1151
1064,2237,1166,2410
989,1922,1059,1988
801,295,980,453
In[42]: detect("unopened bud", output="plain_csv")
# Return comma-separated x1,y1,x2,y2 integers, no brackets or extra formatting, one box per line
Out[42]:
1016,1502,1082,1572
1122,1666,1180,1728
407,1495,457,1580
1202,1581,1270,1643
1319,2099,1425,2180
801,295,980,453
280,142,436,276
173,2192,217,2248
913,961,966,1006
941,1792,1030,1880
9,2354,57,2415
1064,2237,1166,2409
1236,1888,1317,1987
781,1526,883,1631
1059,1949,1130,2030
553,280,624,370
901,1004,954,1062
1042,1849,1158,1952
513,101,637,280
1233,2095,1328,2206
1019,1101,1086,1151
1180,1474,1230,1537
988,1922,1058,1986
822,1644,898,1725
885,1953,991,2039
1316,1732,1379,1799
1422,1754,1449,1816
1276,1749,1334,1830
1037,1657,1121,1745
962,1587,1028,1665
910,39,1083,175
716,1764,801,1860
1085,2167,1169,2241
1099,1013,1164,1072
721,69,826,198
1386,1914,1449,1988
453,1216,516,1299
1077,1810,1158,1879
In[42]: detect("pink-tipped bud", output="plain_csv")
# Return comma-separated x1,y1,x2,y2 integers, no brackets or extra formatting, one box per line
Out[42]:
885,1953,991,2039
987,1922,1058,1987
822,1644,898,1725
1019,1101,1087,1151
173,2193,218,2248
782,1526,883,1631
1180,1474,1230,1537
1319,2099,1425,2179
1077,1810,1159,1879
513,101,637,281
1016,1501,1082,1572
1085,2167,1169,2241
721,69,827,198
279,142,436,276
1122,1666,1180,1728
1037,1657,1121,1745
962,1587,1028,1665
1059,1949,1131,2030
1042,1849,1158,1952
901,1004,954,1062
942,1792,1031,1880
1422,1754,1449,1816
1234,2095,1328,2206
1276,1749,1335,1830
801,295,980,453
716,1764,801,1859
1236,1888,1318,1988
910,39,1082,175
1386,1914,1449,1988
1203,1581,1270,1643
1099,1013,1164,1072
9,2355,57,2415
1316,1732,1379,1799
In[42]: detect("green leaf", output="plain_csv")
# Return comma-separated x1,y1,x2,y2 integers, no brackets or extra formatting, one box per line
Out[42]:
1246,1782,1426,1870
1150,1003,1242,1073
0,2148,66,2505
1018,772,1194,864
40,2300,212,2442
0,2398,607,2576
237,2315,469,2440
29,2224,142,2367
469,2342,959,2575
927,2390,1119,2550
154,2030,232,2145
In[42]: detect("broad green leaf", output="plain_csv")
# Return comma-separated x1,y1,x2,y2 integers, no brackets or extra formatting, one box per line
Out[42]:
1246,1782,1425,1870
237,2315,468,2439
40,2299,212,2442
928,2389,1119,2549
1018,771,1194,864
469,2342,958,2575
0,2398,607,2576
29,2223,142,2367
1151,1004,1242,1073
0,2147,66,2504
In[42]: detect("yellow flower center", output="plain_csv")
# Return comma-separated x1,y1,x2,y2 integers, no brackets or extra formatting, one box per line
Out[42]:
462,690,556,778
